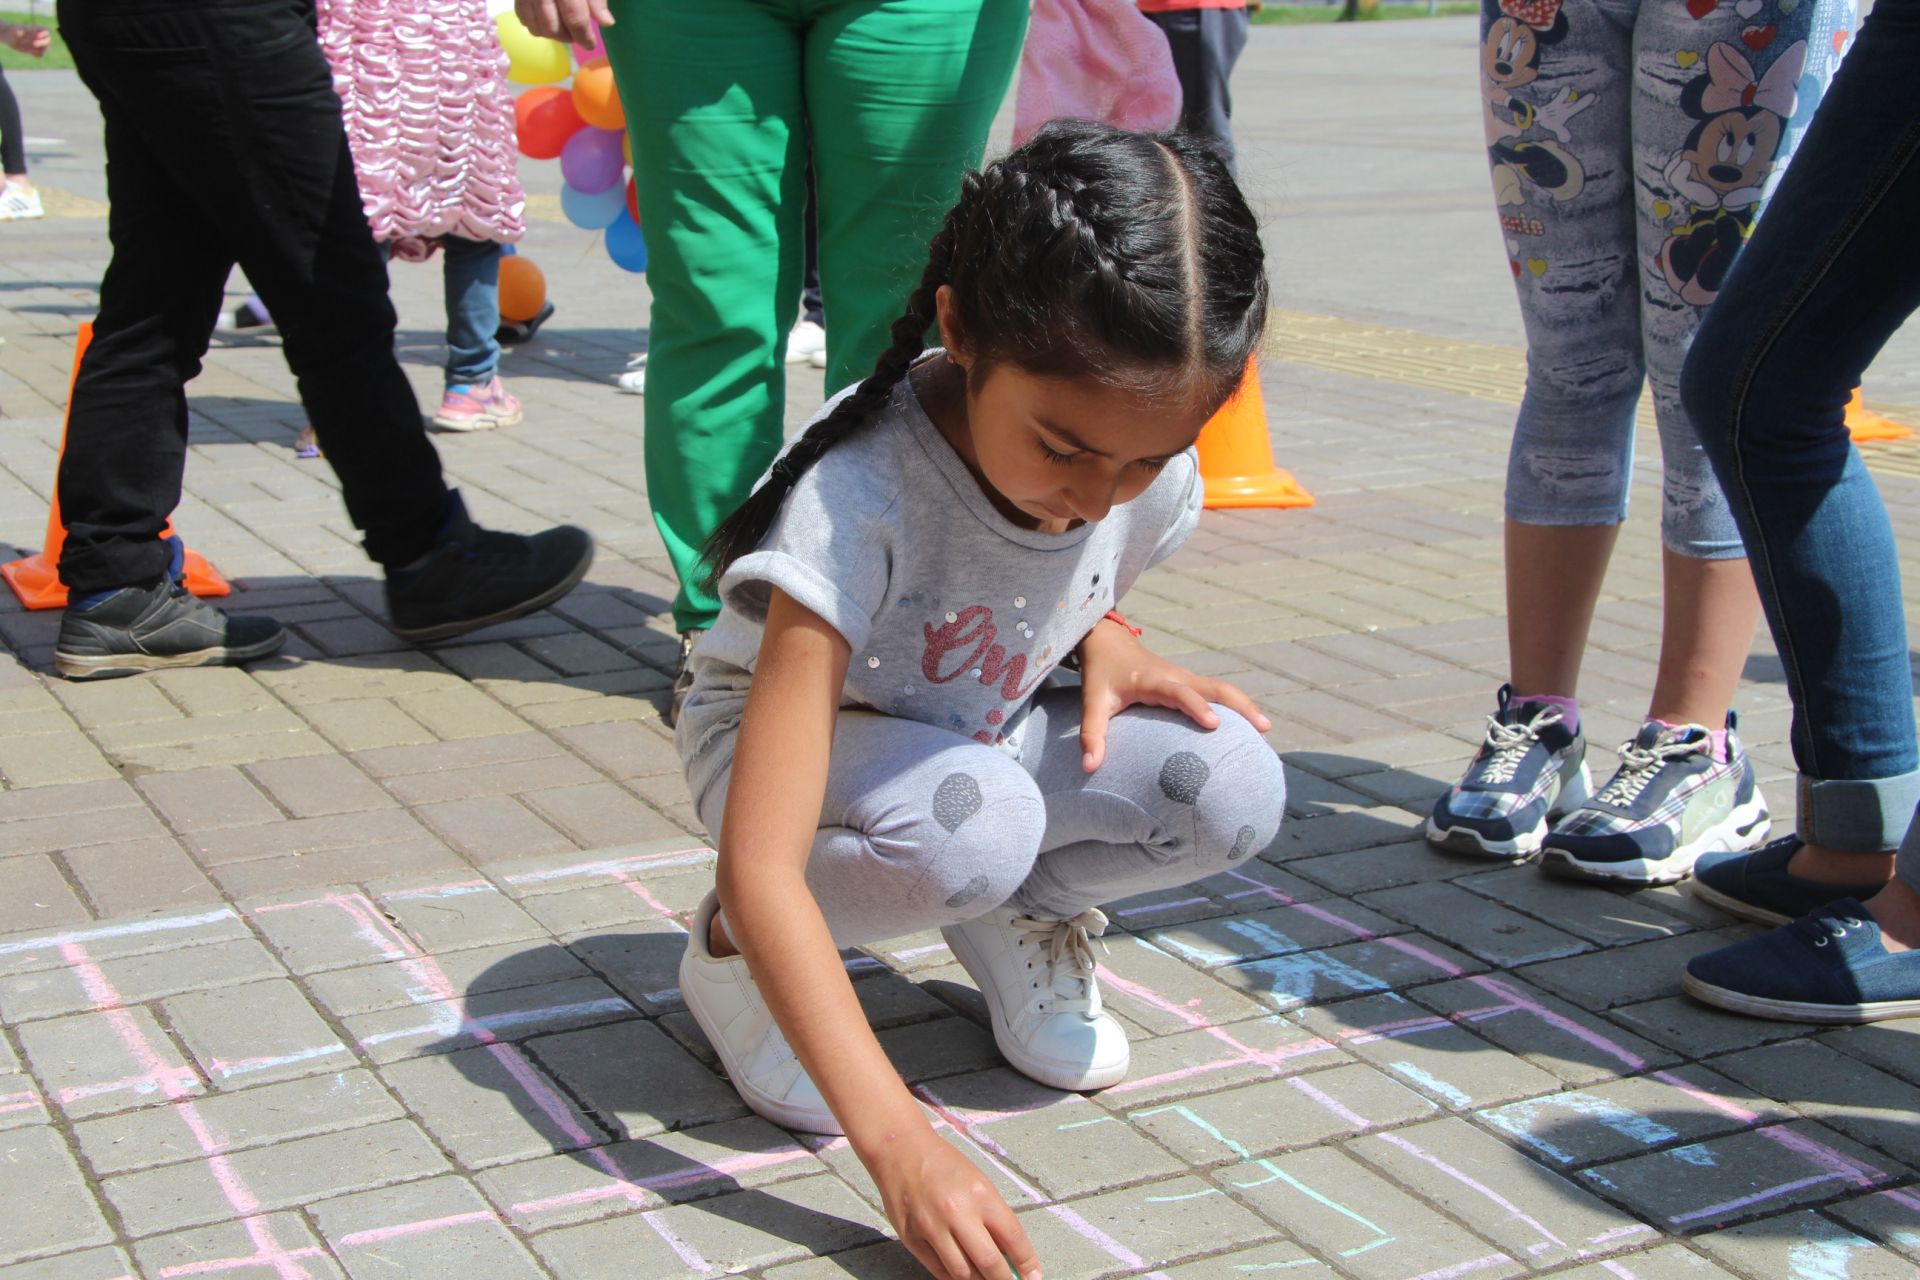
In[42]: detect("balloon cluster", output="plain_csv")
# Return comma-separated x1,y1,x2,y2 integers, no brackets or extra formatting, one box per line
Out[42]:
496,11,648,273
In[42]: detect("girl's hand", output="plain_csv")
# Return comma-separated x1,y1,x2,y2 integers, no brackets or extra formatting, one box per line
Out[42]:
513,0,610,49
1075,617,1271,772
868,1127,1041,1280
3,25,51,56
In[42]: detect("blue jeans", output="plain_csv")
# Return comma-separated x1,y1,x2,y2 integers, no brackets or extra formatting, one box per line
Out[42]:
1681,0,1920,887
379,235,501,387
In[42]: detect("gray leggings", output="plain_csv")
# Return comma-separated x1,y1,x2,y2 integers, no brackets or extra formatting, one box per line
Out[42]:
693,689,1286,948
1484,0,1847,557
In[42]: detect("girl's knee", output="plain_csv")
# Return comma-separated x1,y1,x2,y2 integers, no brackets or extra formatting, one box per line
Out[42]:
1145,706,1286,870
886,754,1047,922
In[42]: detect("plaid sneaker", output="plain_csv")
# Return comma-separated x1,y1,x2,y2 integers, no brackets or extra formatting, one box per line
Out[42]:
1427,685,1591,859
1539,716,1770,885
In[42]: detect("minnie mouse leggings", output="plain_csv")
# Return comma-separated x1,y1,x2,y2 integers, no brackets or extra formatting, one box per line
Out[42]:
1481,0,1848,557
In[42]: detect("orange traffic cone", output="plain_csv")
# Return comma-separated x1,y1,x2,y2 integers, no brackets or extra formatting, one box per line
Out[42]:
2,322,230,610
1846,387,1913,443
1196,360,1314,509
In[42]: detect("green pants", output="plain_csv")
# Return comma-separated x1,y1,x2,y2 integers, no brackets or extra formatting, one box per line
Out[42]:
605,0,1027,632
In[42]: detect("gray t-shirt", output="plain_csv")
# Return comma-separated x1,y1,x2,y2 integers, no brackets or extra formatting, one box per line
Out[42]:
675,370,1203,804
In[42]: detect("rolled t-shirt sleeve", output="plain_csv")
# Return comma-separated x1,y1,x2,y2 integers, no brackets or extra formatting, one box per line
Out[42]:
1144,451,1203,571
717,452,898,654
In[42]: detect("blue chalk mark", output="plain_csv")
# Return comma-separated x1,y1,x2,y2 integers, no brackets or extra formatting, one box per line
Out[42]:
1056,1116,1117,1131
1134,1104,1255,1161
1386,1062,1472,1108
1235,951,1390,1010
1480,1092,1681,1165
1667,1142,1718,1168
1146,1187,1225,1203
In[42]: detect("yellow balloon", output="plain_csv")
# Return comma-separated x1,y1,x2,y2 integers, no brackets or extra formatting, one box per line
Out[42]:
495,12,571,86
621,131,632,167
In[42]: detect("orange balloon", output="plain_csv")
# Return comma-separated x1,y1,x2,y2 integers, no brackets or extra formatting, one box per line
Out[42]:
514,86,585,160
498,255,547,324
571,57,626,131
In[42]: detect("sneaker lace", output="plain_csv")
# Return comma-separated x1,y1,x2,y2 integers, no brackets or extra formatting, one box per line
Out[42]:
1789,910,1866,948
1595,726,1708,806
1476,706,1563,785
1009,908,1109,1017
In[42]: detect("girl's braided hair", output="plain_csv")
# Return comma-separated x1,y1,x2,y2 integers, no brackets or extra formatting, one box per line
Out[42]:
701,120,1268,591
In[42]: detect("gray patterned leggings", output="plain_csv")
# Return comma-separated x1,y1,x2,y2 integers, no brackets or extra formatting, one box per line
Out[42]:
1484,0,1848,557
693,688,1286,947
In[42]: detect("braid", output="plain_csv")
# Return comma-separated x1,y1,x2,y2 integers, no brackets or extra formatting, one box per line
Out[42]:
698,214,962,593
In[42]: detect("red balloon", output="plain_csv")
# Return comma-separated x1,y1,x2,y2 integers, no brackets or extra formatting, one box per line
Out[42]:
514,87,585,161
625,175,639,225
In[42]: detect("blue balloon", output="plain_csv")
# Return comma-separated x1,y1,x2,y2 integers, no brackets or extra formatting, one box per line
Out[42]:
560,181,625,231
606,211,648,273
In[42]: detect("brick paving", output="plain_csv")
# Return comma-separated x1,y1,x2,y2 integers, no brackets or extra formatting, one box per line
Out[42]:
1,17,1919,1279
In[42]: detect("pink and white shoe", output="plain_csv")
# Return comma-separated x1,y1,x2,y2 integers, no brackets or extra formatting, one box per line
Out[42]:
431,376,522,431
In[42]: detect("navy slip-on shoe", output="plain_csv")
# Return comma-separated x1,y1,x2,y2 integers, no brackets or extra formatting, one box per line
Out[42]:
1684,899,1920,1024
1689,837,1888,926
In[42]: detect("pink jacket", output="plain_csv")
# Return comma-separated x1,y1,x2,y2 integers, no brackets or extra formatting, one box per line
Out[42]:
1014,0,1184,147
315,0,526,253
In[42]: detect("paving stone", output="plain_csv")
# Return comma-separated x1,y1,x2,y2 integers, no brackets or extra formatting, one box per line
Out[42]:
0,1247,137,1279
1692,1209,1918,1279
1825,1017,1920,1088
0,857,89,935
414,795,577,862
370,881,548,954
164,977,352,1089
1297,992,1564,1110
17,1004,205,1119
207,838,469,898
351,732,568,780
520,781,686,847
0,1074,47,1131
1359,880,1591,966
1581,1120,1905,1234
525,1019,747,1140
1128,1061,1437,1165
73,1069,402,1176
380,753,602,807
305,941,591,1017
131,1212,345,1280
547,719,682,779
60,836,223,917
1609,994,1821,1059
1351,1115,1659,1266
1474,1066,1788,1170
0,1126,114,1264
344,976,636,1063
0,799,168,859
562,923,700,1015
1522,930,1751,1010
245,754,395,818
1218,1144,1521,1280
299,698,435,752
187,808,435,866
1827,1187,1920,1263
134,766,280,832
0,907,251,978
1147,897,1400,970
1215,931,1481,1012
1409,972,1679,1084
1094,1013,1351,1111
0,937,284,1023
1095,933,1270,1034
244,887,443,974
1455,867,1699,946
381,1044,606,1167
0,729,119,788
873,1013,1005,1084
1708,1039,1920,1168
102,1118,450,1236
475,1116,825,1232
531,1173,890,1277
1539,1244,1736,1278
311,1175,544,1279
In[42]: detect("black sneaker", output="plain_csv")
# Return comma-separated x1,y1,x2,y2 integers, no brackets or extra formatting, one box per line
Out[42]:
55,580,286,681
386,491,594,643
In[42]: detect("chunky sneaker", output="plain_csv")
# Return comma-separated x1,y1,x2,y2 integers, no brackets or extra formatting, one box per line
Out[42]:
0,182,44,221
215,297,274,332
1428,685,1591,859
1540,716,1770,885
385,491,593,643
1684,899,1920,1024
616,352,646,395
784,319,826,364
495,300,554,346
679,892,840,1133
431,376,522,431
1690,837,1888,926
56,576,285,681
668,628,707,728
941,905,1129,1092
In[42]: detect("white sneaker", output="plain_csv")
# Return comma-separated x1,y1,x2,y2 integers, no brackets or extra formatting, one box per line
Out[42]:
616,352,646,395
941,906,1130,1091
784,319,826,364
808,348,827,369
678,892,841,1134
0,183,44,222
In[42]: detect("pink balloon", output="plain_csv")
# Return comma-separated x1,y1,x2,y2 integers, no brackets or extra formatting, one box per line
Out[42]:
572,23,605,63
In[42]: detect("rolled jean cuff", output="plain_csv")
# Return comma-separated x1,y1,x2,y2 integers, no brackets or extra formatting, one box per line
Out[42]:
1798,769,1920,854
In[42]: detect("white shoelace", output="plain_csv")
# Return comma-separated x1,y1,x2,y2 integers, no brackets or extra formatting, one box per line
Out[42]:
1596,724,1710,806
1009,908,1109,1017
1476,705,1565,785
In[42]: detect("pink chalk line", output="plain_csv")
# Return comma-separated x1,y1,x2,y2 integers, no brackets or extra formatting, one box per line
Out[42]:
0,1088,41,1114
1287,1075,1371,1131
61,941,314,1280
1408,1256,1515,1280
510,1145,819,1216
337,1210,498,1247
501,846,714,887
155,1245,331,1277
1377,1132,1569,1251
1096,963,1341,1097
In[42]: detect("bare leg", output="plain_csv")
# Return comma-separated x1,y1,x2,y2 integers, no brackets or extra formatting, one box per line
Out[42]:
1505,519,1620,699
1866,878,1920,952
1645,548,1762,726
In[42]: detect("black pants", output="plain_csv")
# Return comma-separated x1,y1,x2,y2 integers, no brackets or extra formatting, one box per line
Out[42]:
1144,6,1250,173
54,0,448,594
0,67,23,176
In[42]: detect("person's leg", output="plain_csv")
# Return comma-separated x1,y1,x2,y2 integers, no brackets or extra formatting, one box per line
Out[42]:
1429,0,1637,859
608,0,805,634
1145,6,1248,169
1679,0,1920,935
805,0,1027,394
441,235,503,387
800,147,824,331
0,66,26,182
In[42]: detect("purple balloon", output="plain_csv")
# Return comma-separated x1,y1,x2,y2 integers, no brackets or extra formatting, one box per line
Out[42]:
560,127,625,196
